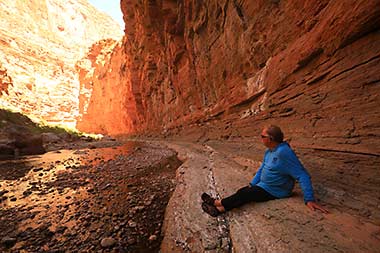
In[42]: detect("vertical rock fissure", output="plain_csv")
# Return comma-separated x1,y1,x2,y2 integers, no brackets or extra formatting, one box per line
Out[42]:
207,1,229,51
232,0,247,29
205,144,233,252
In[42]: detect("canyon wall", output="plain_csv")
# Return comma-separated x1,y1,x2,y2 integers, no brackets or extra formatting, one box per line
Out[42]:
75,3,380,245
78,0,380,156
77,0,380,219
75,38,140,134
0,0,122,127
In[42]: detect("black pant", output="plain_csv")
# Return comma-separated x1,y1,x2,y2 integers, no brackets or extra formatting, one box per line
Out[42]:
221,185,276,211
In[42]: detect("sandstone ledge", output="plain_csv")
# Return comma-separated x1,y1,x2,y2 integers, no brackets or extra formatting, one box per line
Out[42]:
161,141,380,252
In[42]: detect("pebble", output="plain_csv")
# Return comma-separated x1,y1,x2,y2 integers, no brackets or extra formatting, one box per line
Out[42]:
0,190,9,196
128,220,137,228
100,237,117,248
33,167,43,172
55,226,67,234
134,205,145,211
0,142,177,252
127,238,136,245
149,235,157,241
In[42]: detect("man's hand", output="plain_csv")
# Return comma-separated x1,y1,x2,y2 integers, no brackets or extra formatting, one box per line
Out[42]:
306,201,329,213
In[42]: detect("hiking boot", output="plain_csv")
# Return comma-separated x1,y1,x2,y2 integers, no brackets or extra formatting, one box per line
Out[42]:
201,192,216,206
201,202,221,217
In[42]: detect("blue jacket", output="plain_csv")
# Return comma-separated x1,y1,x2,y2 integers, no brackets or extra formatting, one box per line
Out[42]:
250,142,315,203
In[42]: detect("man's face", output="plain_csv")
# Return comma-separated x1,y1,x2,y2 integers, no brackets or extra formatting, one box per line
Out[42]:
261,129,271,147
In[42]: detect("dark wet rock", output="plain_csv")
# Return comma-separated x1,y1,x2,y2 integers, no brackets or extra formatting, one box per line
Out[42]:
0,144,14,157
22,190,32,196
0,190,8,196
33,167,43,172
1,236,16,248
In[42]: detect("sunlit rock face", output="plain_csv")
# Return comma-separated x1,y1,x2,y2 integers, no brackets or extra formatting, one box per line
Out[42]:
80,0,380,154
75,38,140,135
0,0,122,128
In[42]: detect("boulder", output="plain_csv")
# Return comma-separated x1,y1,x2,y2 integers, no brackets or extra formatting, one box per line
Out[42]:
15,134,45,155
2,124,45,156
41,132,62,144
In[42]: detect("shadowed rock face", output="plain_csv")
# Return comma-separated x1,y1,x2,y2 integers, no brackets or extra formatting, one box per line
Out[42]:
78,0,380,155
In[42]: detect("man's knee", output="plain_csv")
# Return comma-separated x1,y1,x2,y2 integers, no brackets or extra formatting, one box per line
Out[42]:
236,185,252,195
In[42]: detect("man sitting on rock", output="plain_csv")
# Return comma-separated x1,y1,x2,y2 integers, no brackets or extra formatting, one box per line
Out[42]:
201,125,328,217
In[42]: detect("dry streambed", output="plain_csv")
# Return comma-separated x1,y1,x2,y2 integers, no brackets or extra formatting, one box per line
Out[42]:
0,141,182,252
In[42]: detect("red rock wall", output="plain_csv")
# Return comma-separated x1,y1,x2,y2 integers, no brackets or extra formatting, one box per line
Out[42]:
75,39,142,134
77,0,380,157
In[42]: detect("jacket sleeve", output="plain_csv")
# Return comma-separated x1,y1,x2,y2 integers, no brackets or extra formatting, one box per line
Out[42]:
250,154,265,186
278,148,315,203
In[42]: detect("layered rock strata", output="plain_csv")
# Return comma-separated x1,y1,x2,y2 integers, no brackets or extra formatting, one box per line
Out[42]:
0,0,122,127
76,2,380,250
79,0,380,157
